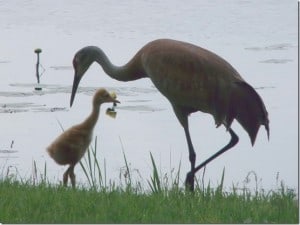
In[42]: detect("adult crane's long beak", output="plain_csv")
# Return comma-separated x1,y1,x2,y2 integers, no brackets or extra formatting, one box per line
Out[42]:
70,74,81,107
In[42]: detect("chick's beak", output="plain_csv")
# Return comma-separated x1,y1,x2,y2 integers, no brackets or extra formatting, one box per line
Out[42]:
113,99,120,104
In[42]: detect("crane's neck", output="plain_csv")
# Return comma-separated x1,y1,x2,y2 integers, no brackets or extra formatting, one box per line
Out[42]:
92,46,146,81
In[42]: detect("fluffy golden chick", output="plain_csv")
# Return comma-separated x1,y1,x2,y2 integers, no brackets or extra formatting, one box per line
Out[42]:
47,88,120,187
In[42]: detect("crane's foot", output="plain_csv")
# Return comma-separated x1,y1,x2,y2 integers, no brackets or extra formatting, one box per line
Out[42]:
185,171,195,192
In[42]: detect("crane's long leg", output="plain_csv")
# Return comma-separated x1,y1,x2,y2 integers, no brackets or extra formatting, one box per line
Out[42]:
186,128,239,186
183,125,196,191
171,105,196,191
195,128,238,172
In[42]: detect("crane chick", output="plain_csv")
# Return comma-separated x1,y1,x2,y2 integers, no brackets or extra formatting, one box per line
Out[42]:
47,88,120,188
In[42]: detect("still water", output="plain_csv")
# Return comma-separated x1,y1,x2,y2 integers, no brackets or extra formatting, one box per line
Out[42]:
0,0,297,191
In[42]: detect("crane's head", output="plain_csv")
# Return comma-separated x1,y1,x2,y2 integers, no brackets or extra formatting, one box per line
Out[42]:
70,46,97,107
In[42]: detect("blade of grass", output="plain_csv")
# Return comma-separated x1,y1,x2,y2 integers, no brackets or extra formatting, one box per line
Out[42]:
90,137,103,187
148,152,161,193
79,161,91,187
122,151,132,186
93,136,97,185
56,118,65,132
216,167,225,196
119,136,132,187
104,158,107,188
87,146,93,187
43,161,47,183
174,160,181,187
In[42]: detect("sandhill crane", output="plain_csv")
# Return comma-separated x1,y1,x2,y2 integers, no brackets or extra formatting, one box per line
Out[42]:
70,39,269,191
47,88,120,188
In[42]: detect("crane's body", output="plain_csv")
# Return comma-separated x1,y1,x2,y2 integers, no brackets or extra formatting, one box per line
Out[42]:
71,39,269,191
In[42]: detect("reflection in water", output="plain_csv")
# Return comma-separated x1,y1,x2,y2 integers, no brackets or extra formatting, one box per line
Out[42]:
0,140,18,160
50,66,72,70
7,83,157,97
244,43,296,51
0,102,67,113
0,83,161,113
118,105,165,112
259,59,293,64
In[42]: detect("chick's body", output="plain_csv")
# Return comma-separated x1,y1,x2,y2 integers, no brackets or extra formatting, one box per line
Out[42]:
47,88,119,187
47,124,92,166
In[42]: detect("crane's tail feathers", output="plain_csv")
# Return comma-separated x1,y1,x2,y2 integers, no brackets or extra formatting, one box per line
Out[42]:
229,82,269,146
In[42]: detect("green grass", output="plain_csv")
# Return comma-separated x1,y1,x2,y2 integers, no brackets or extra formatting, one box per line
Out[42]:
0,178,298,223
0,136,298,223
